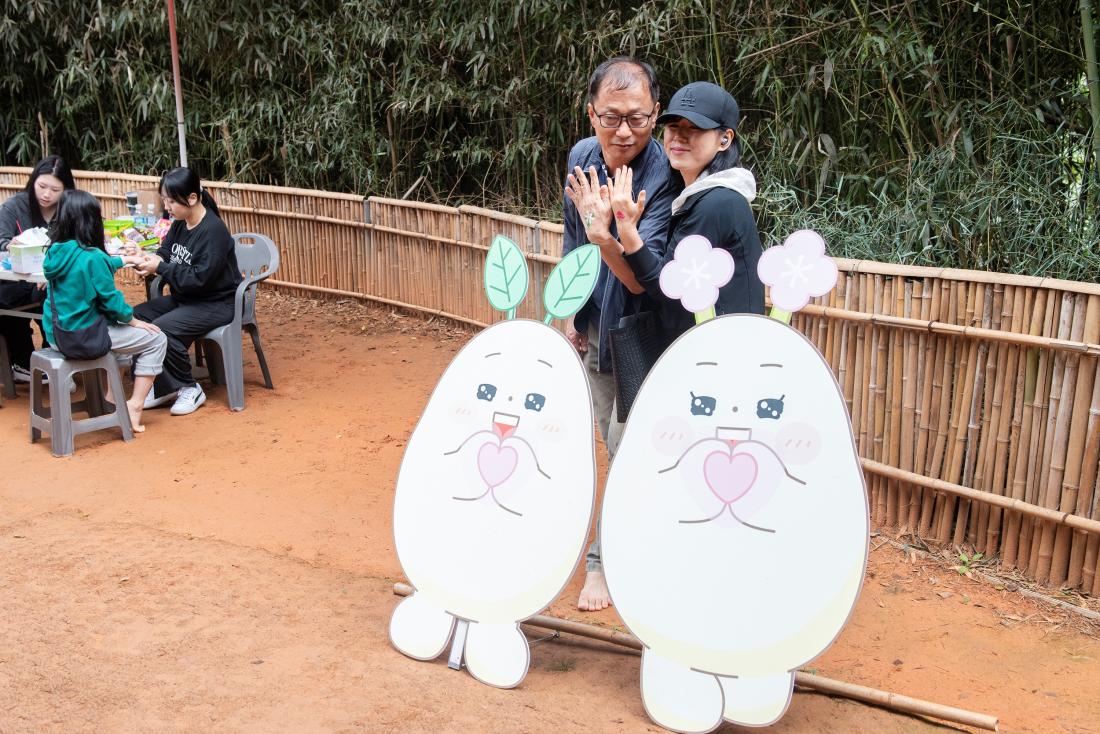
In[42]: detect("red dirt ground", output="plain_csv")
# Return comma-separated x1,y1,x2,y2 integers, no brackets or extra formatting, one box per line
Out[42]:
1,287,1098,734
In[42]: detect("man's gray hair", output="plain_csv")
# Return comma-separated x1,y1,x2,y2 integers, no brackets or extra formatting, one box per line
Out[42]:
586,57,660,107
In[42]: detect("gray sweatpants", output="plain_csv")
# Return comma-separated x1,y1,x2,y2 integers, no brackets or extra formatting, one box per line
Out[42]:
107,323,167,377
585,323,624,572
51,324,167,377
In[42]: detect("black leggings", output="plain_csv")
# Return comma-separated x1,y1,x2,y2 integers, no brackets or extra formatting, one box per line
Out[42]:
0,281,45,368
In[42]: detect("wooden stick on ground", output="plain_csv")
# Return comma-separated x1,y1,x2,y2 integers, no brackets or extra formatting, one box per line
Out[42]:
390,583,999,731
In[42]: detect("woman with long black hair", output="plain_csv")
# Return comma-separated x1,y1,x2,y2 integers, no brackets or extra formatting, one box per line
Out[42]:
0,155,76,380
132,167,241,416
42,190,166,431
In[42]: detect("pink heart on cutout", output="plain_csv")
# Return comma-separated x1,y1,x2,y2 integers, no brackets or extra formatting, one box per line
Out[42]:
477,442,519,488
703,451,759,504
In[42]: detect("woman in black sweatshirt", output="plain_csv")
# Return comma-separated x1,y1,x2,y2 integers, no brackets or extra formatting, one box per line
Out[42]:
132,167,241,416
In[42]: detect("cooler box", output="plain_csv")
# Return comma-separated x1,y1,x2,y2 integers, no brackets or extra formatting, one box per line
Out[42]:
8,242,46,274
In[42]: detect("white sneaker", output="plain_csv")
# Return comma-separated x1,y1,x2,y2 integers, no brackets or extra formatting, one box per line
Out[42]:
170,385,206,416
144,389,178,409
10,364,69,390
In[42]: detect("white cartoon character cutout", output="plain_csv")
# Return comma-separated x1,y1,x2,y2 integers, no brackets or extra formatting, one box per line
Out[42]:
602,231,868,731
390,236,599,688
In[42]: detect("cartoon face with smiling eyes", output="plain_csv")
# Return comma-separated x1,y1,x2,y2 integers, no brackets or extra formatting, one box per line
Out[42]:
391,318,595,689
601,313,867,732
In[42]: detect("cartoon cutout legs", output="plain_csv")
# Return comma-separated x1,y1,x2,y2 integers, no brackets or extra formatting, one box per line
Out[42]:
641,648,723,734
464,621,530,689
602,233,864,732
389,593,456,661
390,592,530,689
390,237,599,690
718,671,795,727
641,649,794,733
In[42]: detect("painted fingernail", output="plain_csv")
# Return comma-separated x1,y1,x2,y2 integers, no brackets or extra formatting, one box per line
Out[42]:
615,212,625,219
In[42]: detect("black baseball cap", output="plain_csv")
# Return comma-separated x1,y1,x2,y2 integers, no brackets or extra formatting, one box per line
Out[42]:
656,82,740,131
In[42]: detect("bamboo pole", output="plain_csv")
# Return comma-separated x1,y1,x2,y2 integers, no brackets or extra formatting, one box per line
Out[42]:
1049,296,1099,585
953,286,993,546
861,460,1100,535
923,299,955,536
1002,290,1046,569
1032,295,1076,582
822,274,841,367
0,168,368,201
1019,293,1058,573
854,275,871,457
457,203,539,228
908,280,933,531
917,282,946,534
974,285,1010,551
838,256,1100,296
799,304,1100,356
886,279,905,529
1073,362,1100,591
389,584,998,731
218,203,370,229
871,278,889,524
899,280,920,532
984,288,1023,555
1091,541,1100,599
843,275,859,416
266,279,489,328
936,285,973,541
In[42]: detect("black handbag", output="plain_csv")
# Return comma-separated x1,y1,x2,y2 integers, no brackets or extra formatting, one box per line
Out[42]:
608,310,673,423
47,281,112,360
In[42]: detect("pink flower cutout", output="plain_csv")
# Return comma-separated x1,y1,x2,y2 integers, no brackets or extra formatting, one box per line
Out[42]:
757,230,838,312
659,235,735,313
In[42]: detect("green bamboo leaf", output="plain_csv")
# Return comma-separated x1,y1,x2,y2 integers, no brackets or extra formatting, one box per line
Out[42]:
542,244,599,323
484,234,529,317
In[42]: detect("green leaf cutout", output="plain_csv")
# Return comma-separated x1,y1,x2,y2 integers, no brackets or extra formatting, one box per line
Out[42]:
543,244,599,323
484,235,529,317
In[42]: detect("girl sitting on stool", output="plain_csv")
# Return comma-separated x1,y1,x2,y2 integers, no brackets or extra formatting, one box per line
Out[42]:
42,190,166,432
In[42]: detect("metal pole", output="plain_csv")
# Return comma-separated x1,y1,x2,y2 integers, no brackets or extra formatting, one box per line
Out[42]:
166,0,188,168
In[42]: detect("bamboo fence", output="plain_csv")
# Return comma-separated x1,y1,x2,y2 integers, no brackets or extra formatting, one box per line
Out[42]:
3,167,1099,594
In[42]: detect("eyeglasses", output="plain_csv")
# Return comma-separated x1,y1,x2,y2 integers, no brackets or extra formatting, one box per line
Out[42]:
594,106,657,129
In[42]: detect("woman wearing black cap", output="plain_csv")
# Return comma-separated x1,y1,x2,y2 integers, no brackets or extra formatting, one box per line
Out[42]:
598,81,765,337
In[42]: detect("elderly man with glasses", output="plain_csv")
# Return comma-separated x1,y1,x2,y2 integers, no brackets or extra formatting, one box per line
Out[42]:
563,56,673,611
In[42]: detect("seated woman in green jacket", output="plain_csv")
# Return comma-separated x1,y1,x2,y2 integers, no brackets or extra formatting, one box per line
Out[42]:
43,190,166,432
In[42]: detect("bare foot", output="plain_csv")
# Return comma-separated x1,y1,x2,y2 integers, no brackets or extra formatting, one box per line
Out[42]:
126,401,146,433
577,570,612,611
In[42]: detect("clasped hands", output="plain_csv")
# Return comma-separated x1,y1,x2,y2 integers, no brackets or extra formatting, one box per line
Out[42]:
564,165,647,245
120,247,163,277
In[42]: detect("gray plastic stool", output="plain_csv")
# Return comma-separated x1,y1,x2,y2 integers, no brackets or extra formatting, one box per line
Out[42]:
29,348,134,457
0,335,14,400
